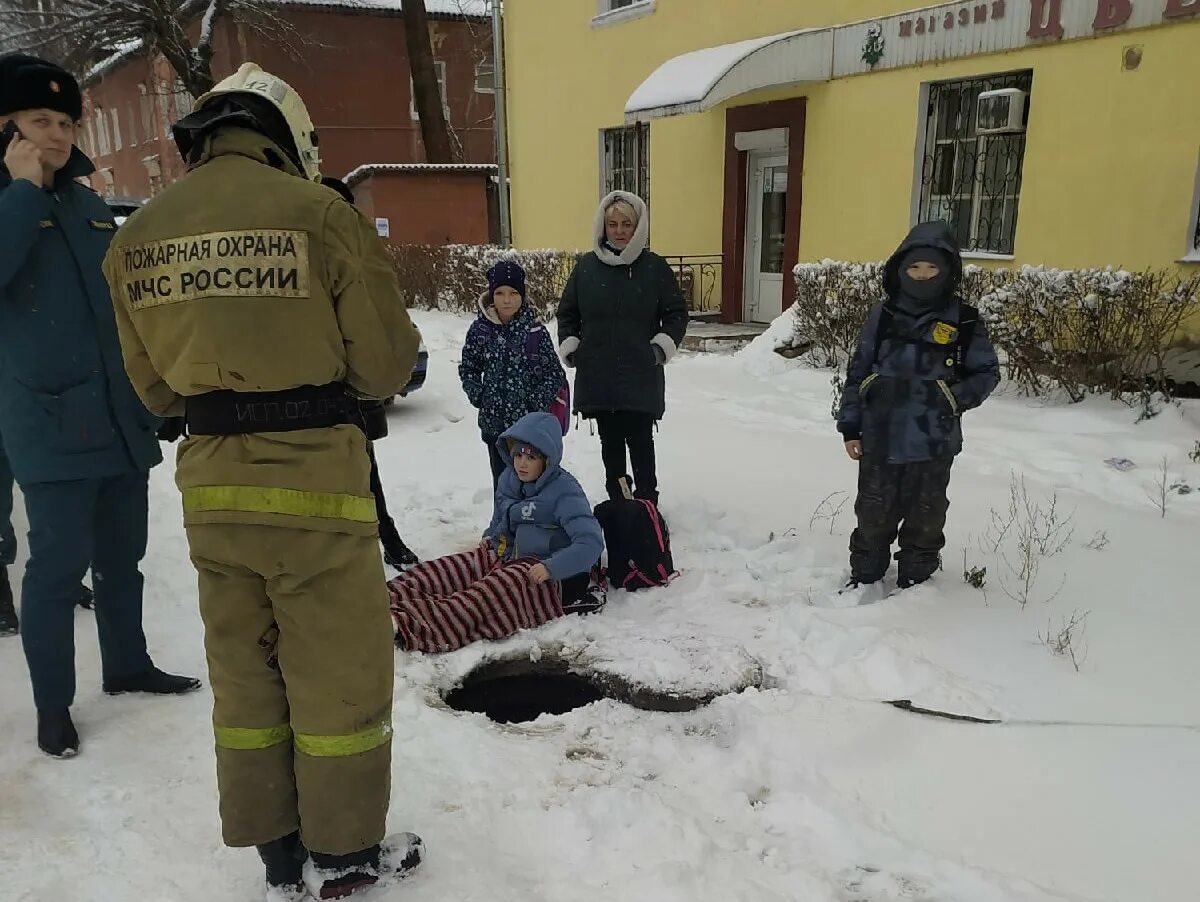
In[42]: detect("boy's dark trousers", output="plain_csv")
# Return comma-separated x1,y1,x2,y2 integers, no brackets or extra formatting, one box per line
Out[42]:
594,412,657,502
849,456,953,586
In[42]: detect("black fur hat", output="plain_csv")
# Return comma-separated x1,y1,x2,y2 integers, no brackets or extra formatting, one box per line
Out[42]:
0,53,82,121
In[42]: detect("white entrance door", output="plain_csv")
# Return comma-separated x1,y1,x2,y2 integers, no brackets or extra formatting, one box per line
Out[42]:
744,153,789,324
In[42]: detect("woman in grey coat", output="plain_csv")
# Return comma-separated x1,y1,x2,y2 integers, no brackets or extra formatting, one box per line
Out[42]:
556,191,688,504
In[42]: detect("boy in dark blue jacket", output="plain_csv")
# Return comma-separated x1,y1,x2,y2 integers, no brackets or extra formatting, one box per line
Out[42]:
389,413,604,652
837,222,1000,591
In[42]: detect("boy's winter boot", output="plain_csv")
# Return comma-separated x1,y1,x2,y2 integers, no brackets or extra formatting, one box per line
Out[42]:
0,567,17,636
37,708,79,758
258,831,308,900
305,833,424,900
383,541,420,571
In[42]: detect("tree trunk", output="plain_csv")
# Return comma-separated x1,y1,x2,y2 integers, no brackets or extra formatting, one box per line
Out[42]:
401,0,454,163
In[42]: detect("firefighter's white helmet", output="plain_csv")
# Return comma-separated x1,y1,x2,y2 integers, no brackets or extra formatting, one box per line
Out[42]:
192,62,321,181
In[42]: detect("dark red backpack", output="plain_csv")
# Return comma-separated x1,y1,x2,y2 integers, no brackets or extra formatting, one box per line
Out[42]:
593,494,676,591
524,325,570,436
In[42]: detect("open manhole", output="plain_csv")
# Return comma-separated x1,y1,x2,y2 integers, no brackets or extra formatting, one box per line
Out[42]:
443,657,750,724
445,670,606,724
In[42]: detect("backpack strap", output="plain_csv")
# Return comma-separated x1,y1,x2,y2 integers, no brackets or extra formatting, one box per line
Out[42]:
870,304,897,369
524,324,546,358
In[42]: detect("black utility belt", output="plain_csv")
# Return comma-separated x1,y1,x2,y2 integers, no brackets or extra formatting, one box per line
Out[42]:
185,383,360,436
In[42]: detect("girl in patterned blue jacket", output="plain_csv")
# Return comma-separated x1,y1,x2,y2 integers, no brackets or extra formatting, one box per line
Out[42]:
459,260,566,488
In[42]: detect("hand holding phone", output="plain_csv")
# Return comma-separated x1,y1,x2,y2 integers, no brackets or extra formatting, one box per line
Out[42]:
3,124,45,186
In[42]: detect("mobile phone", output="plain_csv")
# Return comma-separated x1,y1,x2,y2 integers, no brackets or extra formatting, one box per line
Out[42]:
1,121,21,143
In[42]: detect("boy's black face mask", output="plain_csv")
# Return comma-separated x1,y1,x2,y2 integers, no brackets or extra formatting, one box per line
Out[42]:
897,248,952,309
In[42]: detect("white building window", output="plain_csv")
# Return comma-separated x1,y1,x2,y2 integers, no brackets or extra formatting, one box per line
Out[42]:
410,61,449,121
110,107,122,152
172,79,194,120
916,71,1033,257
592,0,656,27
139,85,154,144
1186,159,1200,263
474,60,495,94
600,124,649,205
95,109,111,157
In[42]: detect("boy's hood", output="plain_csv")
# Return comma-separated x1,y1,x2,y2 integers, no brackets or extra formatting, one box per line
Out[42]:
498,413,564,491
593,189,649,266
882,220,963,298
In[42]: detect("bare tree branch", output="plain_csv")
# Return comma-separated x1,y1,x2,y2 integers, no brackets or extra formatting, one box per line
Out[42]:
0,0,308,98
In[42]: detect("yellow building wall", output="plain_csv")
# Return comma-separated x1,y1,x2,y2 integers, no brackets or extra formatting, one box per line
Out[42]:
505,0,1200,276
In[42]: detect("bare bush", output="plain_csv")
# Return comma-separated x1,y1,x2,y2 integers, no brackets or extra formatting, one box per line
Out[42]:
789,260,1200,403
389,245,580,319
1146,456,1171,518
1040,610,1090,672
808,492,849,536
984,474,1074,608
1084,530,1110,551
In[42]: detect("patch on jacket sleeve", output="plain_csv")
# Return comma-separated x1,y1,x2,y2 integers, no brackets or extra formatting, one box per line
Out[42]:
931,321,958,345
113,229,311,309
38,219,54,229
88,219,116,231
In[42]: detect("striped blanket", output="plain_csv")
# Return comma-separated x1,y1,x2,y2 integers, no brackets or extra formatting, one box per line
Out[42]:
389,546,564,653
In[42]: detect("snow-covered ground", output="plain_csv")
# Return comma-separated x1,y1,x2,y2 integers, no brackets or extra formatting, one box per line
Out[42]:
2,309,1198,902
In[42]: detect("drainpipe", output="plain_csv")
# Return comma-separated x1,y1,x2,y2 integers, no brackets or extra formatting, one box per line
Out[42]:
491,0,512,247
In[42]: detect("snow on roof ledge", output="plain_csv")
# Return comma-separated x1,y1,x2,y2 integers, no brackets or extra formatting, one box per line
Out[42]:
345,162,499,186
624,29,833,123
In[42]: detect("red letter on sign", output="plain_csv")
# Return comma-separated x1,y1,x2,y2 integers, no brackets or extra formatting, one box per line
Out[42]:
900,18,913,36
1164,0,1200,19
1093,0,1133,28
1029,0,1065,38
960,8,971,25
945,11,956,28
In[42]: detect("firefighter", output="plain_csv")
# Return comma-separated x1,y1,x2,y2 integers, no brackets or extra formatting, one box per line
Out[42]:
102,63,423,899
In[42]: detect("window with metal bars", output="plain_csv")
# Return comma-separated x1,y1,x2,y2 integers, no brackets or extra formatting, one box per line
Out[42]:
917,71,1033,256
600,124,649,206
1191,173,1200,258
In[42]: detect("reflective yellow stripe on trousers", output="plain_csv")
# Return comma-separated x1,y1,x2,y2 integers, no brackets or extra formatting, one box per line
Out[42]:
182,485,377,523
215,722,392,756
215,723,293,750
294,721,393,758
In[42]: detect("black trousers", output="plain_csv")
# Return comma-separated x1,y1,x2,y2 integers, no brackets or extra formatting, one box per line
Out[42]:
367,445,406,559
483,434,506,491
849,457,953,585
594,411,657,502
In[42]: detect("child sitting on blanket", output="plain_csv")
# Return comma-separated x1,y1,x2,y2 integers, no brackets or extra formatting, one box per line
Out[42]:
389,412,606,653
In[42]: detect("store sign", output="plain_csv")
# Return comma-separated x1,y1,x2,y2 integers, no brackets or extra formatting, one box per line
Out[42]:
832,0,1198,77
897,0,1194,41
899,1,1009,37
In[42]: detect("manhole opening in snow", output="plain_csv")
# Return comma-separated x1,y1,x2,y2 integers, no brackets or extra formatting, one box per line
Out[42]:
443,658,727,724
445,670,606,723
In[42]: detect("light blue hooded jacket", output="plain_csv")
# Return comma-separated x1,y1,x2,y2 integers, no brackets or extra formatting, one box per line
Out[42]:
486,412,603,581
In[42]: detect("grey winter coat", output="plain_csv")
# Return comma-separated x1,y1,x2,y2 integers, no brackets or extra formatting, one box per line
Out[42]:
556,191,688,420
837,222,1000,465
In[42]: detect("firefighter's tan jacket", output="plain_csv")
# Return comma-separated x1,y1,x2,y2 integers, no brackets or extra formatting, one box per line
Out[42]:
103,126,419,535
